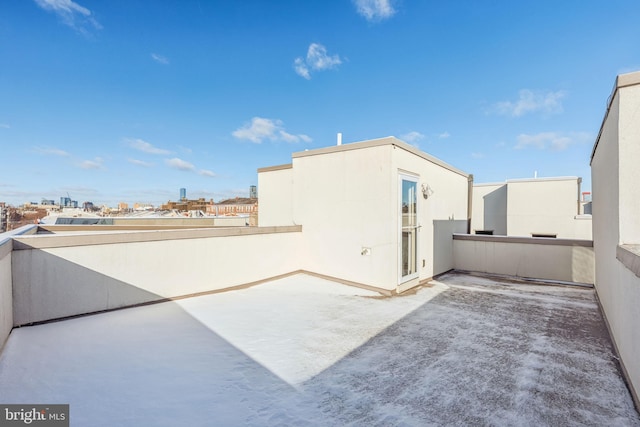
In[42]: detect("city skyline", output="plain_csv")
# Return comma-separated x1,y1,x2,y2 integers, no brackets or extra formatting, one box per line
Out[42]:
2,1,640,206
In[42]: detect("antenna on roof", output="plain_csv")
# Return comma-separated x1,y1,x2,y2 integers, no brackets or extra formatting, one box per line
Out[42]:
337,132,342,146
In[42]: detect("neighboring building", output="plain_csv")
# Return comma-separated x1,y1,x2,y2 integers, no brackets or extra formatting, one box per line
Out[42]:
591,70,640,405
206,197,258,217
249,185,257,199
0,204,6,233
118,202,129,212
471,176,592,239
180,188,187,201
162,198,212,212
259,136,471,293
133,203,154,211
60,197,78,208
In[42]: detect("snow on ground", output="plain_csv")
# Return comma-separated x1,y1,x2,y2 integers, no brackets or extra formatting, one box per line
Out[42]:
0,272,638,426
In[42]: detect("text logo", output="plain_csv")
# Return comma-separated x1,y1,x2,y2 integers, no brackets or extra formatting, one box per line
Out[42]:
0,405,68,426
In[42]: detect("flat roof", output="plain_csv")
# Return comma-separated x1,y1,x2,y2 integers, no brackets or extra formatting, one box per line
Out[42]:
1,272,637,425
474,176,580,187
260,136,470,178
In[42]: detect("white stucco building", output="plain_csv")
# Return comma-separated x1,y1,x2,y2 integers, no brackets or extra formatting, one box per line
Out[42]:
590,69,640,405
259,136,472,293
472,176,592,239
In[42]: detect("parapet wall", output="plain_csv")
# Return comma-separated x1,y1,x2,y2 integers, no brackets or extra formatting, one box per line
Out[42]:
608,245,640,407
11,226,303,325
0,239,12,351
453,234,594,284
0,225,40,349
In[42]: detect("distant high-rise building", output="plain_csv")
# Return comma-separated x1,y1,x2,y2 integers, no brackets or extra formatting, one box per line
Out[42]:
250,185,257,199
180,188,187,201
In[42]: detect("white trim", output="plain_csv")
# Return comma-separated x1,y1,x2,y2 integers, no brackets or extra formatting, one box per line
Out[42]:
398,173,420,284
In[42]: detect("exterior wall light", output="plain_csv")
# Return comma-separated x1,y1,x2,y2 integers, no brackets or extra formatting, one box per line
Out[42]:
422,183,434,199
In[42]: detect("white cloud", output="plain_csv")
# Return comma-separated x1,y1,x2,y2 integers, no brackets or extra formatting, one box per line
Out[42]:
515,132,591,151
165,158,195,171
294,58,310,80
494,89,567,117
294,43,341,79
232,117,312,144
471,152,485,159
400,131,425,143
438,131,450,139
79,157,105,170
34,0,102,33
353,0,396,22
151,53,169,65
127,158,152,167
0,123,9,129
33,146,71,157
199,169,216,178
307,44,342,70
126,138,171,155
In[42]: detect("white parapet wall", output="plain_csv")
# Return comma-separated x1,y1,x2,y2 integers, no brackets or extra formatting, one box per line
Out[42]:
613,246,640,404
11,226,303,325
590,71,640,407
0,225,40,348
0,239,12,350
453,234,594,284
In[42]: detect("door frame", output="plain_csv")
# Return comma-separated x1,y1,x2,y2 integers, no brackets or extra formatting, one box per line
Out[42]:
398,172,419,284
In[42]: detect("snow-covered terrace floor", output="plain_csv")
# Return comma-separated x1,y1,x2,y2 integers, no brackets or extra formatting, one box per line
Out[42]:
0,272,638,426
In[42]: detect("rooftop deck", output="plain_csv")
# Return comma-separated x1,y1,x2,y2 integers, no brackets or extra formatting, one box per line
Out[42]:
0,272,637,426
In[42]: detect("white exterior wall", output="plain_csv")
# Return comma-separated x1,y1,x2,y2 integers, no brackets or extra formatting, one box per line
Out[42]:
507,178,589,239
472,178,592,239
286,138,469,292
292,144,398,290
257,165,294,226
619,83,640,244
12,227,303,325
471,183,507,235
0,241,12,350
591,71,640,404
391,146,469,286
254,137,472,292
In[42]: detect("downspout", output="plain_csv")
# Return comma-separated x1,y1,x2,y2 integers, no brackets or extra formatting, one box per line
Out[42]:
467,174,474,234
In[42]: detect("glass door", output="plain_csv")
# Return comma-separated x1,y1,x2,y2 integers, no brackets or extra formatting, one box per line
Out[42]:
399,174,419,282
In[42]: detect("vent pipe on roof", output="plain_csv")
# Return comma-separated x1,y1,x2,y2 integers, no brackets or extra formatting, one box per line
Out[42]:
337,132,342,146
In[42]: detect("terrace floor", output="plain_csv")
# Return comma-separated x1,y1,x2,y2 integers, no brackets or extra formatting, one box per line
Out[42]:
0,272,638,426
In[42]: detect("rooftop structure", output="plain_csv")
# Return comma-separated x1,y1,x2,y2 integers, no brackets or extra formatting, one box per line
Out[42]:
472,176,591,239
258,136,471,293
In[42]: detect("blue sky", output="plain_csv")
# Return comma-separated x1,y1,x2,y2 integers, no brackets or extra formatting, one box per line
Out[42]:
1,0,640,207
